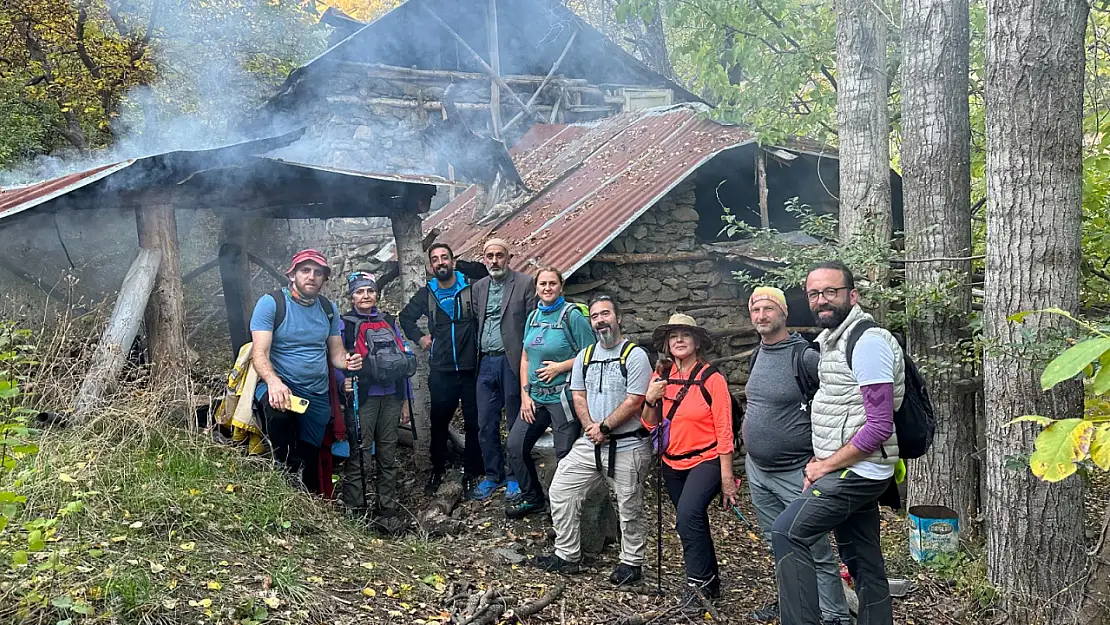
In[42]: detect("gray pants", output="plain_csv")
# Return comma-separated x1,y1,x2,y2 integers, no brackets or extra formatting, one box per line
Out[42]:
340,394,402,513
772,469,892,625
746,456,850,621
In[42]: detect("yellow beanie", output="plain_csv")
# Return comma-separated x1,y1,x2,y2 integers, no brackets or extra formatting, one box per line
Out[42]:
749,286,788,316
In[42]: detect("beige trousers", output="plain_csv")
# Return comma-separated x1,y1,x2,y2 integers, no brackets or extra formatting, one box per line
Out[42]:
549,437,652,565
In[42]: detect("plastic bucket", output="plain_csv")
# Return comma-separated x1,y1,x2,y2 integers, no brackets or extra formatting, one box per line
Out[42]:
907,505,959,563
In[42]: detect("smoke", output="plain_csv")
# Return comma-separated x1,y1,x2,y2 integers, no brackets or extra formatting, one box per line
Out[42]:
0,0,327,186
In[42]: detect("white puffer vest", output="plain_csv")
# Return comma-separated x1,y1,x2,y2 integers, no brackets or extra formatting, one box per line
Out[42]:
811,305,905,464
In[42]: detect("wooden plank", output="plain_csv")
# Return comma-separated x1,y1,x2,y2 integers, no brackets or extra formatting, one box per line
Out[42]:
73,249,161,422
219,216,253,356
757,149,770,229
501,29,578,135
487,0,502,139
591,251,710,265
136,202,188,383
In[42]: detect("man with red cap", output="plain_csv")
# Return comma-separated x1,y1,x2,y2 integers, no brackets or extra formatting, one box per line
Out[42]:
250,249,362,494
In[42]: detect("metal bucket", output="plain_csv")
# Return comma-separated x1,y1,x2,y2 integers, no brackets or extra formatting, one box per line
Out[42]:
907,505,959,563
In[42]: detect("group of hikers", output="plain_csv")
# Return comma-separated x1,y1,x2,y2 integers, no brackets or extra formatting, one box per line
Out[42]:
242,240,914,625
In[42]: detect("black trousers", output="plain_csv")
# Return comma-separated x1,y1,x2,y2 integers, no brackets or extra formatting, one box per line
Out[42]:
429,369,483,477
260,393,323,494
662,457,722,591
772,470,893,625
506,399,580,505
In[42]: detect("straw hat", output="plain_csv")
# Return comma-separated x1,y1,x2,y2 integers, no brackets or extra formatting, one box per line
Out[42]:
652,313,714,353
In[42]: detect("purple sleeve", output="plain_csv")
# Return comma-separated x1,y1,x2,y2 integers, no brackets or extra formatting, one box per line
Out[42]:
851,383,895,454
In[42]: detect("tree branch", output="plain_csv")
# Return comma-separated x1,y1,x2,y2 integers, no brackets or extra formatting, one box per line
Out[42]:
76,6,104,78
750,0,837,90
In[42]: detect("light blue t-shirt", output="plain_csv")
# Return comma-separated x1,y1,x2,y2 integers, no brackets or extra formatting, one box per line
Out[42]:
250,291,341,398
523,304,595,404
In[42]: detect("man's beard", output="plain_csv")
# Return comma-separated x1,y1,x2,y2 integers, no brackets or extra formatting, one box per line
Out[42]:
594,323,619,347
433,265,453,280
754,318,784,337
812,301,852,329
488,266,506,280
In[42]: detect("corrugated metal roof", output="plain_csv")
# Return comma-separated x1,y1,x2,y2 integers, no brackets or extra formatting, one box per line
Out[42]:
423,105,756,277
0,161,134,220
262,159,465,187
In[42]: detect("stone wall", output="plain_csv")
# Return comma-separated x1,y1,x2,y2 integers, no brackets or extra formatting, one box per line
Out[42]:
566,181,758,391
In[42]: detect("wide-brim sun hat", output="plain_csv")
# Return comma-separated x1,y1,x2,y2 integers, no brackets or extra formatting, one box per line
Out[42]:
652,313,714,353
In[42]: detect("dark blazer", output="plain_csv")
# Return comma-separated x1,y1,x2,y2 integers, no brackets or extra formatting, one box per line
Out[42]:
471,269,537,381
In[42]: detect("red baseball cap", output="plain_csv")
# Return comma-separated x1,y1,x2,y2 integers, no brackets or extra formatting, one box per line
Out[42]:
286,249,331,278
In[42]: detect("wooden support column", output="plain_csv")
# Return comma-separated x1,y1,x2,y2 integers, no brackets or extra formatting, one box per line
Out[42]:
392,192,434,465
756,149,770,229
218,215,254,356
73,249,161,422
487,0,502,139
136,202,188,384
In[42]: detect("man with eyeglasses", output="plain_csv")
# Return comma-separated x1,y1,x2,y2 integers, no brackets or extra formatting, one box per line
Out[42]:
466,238,537,502
771,260,901,625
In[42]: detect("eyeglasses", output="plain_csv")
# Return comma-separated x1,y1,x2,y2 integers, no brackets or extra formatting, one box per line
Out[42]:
805,286,849,303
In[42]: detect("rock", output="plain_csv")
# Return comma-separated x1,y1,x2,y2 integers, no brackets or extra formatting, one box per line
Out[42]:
662,277,679,288
673,207,700,222
532,433,619,556
690,289,708,302
352,125,373,141
657,288,687,302
694,261,715,273
631,225,649,240
493,548,527,565
646,277,662,291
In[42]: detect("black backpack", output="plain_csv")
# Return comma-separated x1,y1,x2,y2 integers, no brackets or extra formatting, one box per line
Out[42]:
845,320,936,460
341,312,417,384
268,289,335,330
748,341,820,412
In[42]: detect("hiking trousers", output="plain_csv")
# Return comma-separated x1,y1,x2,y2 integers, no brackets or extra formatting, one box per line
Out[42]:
772,469,892,625
746,456,850,621
507,395,580,505
662,457,722,593
476,354,521,484
550,438,651,565
429,369,483,478
260,392,324,494
340,394,402,512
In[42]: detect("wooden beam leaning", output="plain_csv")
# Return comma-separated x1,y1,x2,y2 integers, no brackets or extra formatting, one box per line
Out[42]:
421,5,546,124
501,29,578,135
487,0,502,138
73,249,161,423
757,149,770,229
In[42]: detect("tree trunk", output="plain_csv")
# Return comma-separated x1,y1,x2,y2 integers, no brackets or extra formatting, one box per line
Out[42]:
834,0,891,248
633,0,673,78
900,0,979,528
983,0,1088,621
392,198,433,469
136,203,189,388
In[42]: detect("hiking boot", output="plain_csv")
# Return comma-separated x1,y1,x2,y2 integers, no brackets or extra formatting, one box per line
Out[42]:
609,563,642,586
535,553,581,574
424,472,444,497
505,499,547,519
461,473,482,496
505,480,522,503
752,601,779,622
466,478,505,501
372,511,408,536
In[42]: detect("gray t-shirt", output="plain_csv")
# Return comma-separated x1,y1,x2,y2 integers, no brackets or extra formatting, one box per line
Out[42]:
742,333,819,472
479,279,505,354
570,339,651,451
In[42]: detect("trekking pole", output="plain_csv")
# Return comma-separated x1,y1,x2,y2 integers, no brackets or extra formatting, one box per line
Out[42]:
656,449,663,595
351,377,369,513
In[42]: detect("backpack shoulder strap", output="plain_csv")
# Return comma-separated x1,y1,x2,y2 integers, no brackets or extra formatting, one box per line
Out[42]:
583,343,596,367
558,302,581,352
792,342,819,403
845,320,879,371
697,364,722,405
340,313,361,351
617,341,638,378
268,289,287,331
749,344,761,372
318,295,335,324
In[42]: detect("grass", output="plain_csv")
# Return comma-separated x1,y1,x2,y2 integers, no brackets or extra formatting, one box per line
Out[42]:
0,398,445,625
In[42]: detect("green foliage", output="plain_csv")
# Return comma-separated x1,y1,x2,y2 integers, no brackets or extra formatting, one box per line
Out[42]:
0,323,40,555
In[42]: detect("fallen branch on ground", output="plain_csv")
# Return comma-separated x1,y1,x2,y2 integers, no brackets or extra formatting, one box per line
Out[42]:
443,581,565,624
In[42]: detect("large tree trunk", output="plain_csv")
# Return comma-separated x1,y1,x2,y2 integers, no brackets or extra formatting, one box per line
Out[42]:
900,0,978,527
136,203,189,388
633,0,673,78
392,198,432,469
835,0,891,248
983,0,1088,621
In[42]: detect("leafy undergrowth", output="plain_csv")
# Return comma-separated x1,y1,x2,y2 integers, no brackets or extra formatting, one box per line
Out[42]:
0,402,987,624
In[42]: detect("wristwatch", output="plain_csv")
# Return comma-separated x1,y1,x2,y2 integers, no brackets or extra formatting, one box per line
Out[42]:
599,423,611,435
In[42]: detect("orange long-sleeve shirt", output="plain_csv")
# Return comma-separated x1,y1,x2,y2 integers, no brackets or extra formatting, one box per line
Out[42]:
642,363,735,471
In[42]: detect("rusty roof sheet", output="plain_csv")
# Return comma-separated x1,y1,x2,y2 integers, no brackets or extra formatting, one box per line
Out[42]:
0,161,134,220
423,105,756,277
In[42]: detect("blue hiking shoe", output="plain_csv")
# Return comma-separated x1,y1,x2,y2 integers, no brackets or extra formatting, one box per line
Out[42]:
505,480,522,503
466,478,505,501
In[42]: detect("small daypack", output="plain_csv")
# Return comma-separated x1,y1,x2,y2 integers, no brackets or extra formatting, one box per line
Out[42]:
581,340,644,391
652,363,742,459
527,301,590,352
748,340,820,412
845,320,936,460
268,289,335,331
342,313,416,384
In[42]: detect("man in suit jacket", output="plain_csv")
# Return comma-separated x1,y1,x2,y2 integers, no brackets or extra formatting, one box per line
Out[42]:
467,238,538,501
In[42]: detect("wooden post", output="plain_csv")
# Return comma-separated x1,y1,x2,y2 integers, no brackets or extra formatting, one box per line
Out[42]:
136,202,189,384
756,149,770,229
218,215,254,356
487,0,502,139
392,192,434,466
73,249,161,422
